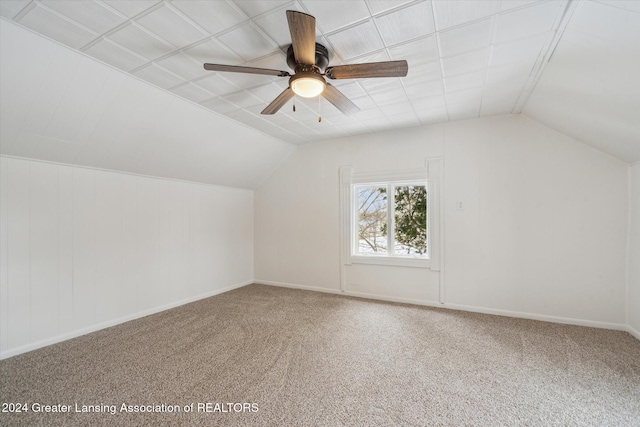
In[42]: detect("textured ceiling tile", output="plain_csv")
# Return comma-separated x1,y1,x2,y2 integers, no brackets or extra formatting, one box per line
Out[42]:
41,1,126,35
18,4,97,49
183,39,242,65
594,0,640,13
432,0,500,31
494,0,563,43
172,0,248,35
410,94,446,110
222,90,265,108
438,18,493,57
445,86,483,105
0,0,30,19
404,80,444,99
200,96,240,114
485,62,531,86
101,0,160,18
441,48,489,76
247,82,289,103
233,0,292,18
108,23,174,60
133,64,184,89
443,69,486,92
302,0,370,32
489,32,549,68
374,1,435,46
170,83,215,103
84,39,148,71
569,0,640,49
499,0,542,12
136,4,207,48
194,75,242,96
366,0,414,15
253,3,306,48
359,76,404,95
327,20,384,60
217,22,279,61
388,35,439,66
403,60,442,86
156,53,209,81
379,100,416,117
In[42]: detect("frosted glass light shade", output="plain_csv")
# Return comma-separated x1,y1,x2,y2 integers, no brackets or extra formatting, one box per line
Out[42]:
290,75,326,98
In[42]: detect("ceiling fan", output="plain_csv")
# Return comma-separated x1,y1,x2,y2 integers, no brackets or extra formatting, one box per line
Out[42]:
203,10,408,116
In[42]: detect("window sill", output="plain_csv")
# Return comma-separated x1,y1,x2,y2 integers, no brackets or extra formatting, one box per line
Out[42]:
350,255,431,269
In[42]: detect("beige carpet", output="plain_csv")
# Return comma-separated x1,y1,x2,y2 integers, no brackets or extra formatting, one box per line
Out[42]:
1,284,639,426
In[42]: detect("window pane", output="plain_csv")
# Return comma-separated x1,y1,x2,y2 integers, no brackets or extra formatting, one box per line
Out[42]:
394,185,427,255
357,186,387,254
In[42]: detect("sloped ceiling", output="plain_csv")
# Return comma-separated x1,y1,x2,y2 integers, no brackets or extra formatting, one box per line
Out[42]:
0,0,638,185
0,18,295,189
523,0,640,163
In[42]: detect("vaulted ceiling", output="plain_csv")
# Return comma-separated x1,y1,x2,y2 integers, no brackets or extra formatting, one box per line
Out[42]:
1,0,638,189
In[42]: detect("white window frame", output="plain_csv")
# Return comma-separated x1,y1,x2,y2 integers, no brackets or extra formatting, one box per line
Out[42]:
351,180,429,268
339,160,442,271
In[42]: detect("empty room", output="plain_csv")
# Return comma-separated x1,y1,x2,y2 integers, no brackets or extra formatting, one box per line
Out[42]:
1,0,639,425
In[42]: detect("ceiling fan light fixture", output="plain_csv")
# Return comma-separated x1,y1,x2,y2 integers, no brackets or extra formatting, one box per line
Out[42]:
290,72,326,98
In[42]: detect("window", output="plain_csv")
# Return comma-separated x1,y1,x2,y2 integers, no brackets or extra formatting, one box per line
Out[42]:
339,161,441,272
354,181,428,258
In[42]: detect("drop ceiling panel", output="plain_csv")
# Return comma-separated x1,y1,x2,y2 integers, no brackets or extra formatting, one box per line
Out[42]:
234,0,292,18
171,0,247,35
18,4,97,49
441,48,490,77
217,22,279,61
107,23,174,60
326,20,384,60
366,0,415,15
83,39,147,71
0,0,30,19
374,1,435,45
135,4,207,48
41,1,125,35
438,18,493,57
183,39,242,65
388,35,439,66
432,0,500,31
133,64,183,89
170,83,215,103
101,0,160,18
253,3,307,47
156,53,209,81
494,0,563,43
301,0,370,32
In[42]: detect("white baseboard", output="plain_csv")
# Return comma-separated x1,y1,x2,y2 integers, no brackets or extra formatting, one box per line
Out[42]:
0,280,252,360
628,324,640,340
255,279,629,332
443,302,627,331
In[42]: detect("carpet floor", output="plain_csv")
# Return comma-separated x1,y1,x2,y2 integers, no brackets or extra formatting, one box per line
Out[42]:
1,284,639,426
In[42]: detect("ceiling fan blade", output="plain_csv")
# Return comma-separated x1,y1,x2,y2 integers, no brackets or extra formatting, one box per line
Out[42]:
204,63,290,77
325,60,408,79
322,83,360,116
286,10,316,65
261,87,295,115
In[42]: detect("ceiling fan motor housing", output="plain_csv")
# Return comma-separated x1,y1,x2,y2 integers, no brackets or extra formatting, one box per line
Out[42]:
287,43,329,72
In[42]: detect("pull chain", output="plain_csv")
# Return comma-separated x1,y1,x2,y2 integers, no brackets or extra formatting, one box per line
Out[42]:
293,94,296,112
318,96,322,122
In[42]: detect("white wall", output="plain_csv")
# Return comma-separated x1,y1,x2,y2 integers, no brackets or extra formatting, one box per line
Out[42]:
628,163,640,337
0,156,254,358
254,123,444,304
255,115,629,327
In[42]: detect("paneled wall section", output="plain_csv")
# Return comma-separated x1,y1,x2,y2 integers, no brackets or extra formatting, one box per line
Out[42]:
0,156,254,358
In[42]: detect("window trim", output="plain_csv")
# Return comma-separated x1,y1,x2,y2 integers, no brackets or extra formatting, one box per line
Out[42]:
340,163,442,270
